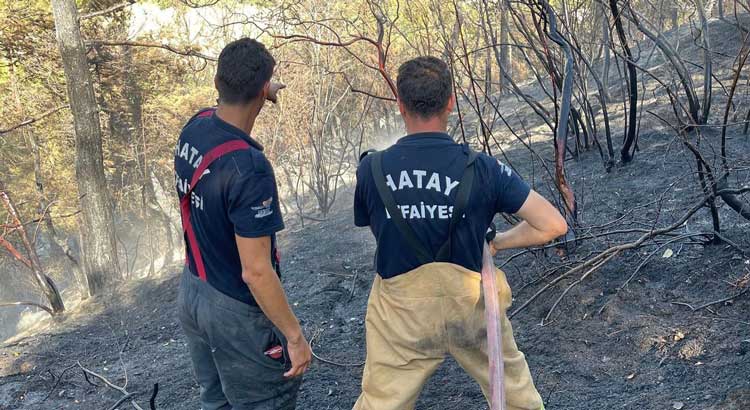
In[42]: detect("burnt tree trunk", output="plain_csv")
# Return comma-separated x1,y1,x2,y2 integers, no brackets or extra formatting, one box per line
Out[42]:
694,0,713,123
601,3,612,101
51,0,120,295
609,0,639,163
719,40,750,220
541,2,577,221
566,18,615,170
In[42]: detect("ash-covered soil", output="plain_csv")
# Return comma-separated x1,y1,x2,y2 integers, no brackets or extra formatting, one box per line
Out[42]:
1,128,749,410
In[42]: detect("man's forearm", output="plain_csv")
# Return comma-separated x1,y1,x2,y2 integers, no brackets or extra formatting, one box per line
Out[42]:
243,268,303,343
492,220,562,251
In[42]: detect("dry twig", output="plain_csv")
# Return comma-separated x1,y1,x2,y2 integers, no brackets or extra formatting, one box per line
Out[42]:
512,187,748,324
309,329,365,367
79,0,135,20
76,361,144,410
0,301,54,315
0,105,68,135
671,287,750,312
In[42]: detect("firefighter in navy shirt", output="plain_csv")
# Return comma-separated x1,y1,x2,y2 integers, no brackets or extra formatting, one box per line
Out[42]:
352,57,568,410
175,38,310,410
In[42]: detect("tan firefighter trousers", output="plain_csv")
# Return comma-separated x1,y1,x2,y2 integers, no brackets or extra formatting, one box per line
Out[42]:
353,262,544,410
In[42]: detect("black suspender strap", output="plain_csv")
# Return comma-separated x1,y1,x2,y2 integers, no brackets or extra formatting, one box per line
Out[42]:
370,151,434,265
436,149,478,261
369,147,479,266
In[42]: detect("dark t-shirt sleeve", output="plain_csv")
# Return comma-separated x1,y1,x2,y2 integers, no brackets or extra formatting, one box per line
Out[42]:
227,153,285,238
354,159,371,227
492,158,531,214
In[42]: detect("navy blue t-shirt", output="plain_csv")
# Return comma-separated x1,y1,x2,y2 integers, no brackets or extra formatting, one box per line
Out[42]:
174,109,284,305
354,132,530,278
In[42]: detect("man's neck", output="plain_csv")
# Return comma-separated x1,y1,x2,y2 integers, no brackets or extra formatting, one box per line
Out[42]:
215,101,261,135
403,116,448,135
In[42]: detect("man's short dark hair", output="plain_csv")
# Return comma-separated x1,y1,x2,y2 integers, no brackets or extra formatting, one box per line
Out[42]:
397,56,453,118
216,38,275,105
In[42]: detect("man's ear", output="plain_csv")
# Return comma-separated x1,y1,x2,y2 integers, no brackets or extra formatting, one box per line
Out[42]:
445,93,456,114
262,81,271,100
397,98,407,117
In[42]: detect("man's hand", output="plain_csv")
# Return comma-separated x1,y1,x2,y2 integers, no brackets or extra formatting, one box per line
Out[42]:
489,240,500,257
266,82,286,104
235,235,311,377
487,224,499,256
284,334,312,378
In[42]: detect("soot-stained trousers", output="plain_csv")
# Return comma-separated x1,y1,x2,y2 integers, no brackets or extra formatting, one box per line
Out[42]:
175,109,300,410
352,132,544,410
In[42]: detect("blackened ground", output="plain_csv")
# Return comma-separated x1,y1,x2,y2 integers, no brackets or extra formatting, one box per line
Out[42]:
1,127,749,410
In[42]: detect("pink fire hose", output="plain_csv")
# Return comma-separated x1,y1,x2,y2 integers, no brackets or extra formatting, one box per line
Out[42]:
481,242,505,410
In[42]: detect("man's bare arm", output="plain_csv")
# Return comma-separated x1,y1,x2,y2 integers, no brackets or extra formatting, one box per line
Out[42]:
236,235,311,378
491,190,568,252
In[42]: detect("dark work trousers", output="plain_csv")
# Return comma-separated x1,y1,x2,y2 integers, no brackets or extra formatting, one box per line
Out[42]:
177,268,302,410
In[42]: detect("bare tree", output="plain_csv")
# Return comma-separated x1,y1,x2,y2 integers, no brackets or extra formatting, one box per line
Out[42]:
0,179,64,315
50,0,120,295
499,0,512,95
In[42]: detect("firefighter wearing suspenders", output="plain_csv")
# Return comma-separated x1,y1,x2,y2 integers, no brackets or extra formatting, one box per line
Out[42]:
175,39,311,410
352,57,568,410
